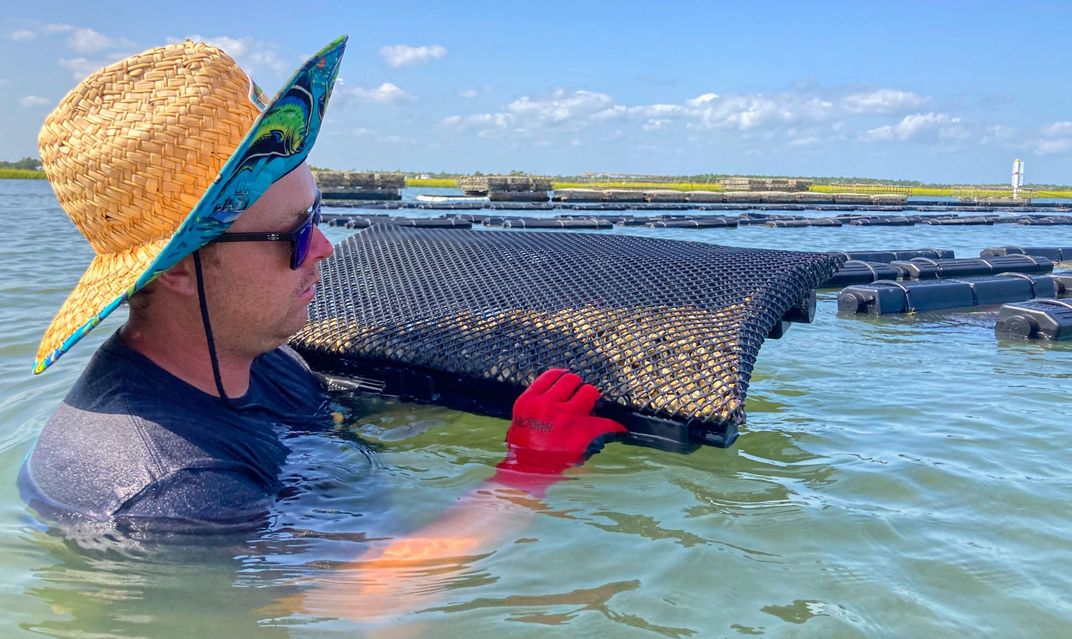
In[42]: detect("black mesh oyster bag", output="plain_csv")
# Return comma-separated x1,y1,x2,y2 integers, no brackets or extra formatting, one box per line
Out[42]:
291,226,843,450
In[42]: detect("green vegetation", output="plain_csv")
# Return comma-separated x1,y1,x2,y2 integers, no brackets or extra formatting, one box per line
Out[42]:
406,177,458,188
0,168,46,179
811,183,1072,199
1033,189,1072,199
0,157,45,179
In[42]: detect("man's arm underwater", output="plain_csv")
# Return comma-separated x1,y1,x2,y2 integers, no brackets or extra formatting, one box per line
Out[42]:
287,369,627,621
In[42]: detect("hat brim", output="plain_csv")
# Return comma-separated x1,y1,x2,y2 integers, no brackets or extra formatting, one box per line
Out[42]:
35,36,348,373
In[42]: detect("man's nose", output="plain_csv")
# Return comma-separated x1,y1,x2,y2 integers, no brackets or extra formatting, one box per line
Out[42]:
310,225,334,262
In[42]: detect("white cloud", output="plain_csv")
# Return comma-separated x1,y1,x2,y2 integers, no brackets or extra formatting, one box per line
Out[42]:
246,50,287,73
694,95,800,130
842,89,927,114
861,112,964,142
171,35,287,74
10,23,76,40
59,56,117,80
1036,139,1072,156
345,82,413,104
458,89,478,99
190,35,246,55
1043,121,1072,136
440,84,1027,156
507,90,613,124
7,23,128,53
687,92,718,107
444,89,618,138
6,23,135,78
348,127,415,145
444,88,844,139
68,28,113,53
20,95,51,108
380,44,447,68
978,124,1016,145
1036,121,1072,156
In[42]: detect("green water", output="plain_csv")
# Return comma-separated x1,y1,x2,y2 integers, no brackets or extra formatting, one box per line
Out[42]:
2,179,1071,637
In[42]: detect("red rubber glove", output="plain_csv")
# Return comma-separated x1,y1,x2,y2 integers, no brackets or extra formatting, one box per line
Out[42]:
493,369,627,496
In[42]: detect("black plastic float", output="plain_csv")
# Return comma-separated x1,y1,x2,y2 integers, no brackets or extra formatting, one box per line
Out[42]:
615,216,693,226
981,246,1072,262
995,299,1072,340
820,260,901,288
389,218,473,229
615,216,659,226
739,216,799,226
837,275,1057,315
919,217,995,225
323,200,404,210
445,213,499,224
324,213,392,227
501,218,614,229
829,248,954,262
848,217,915,226
1052,273,1072,296
488,202,554,211
646,217,738,229
767,218,843,228
892,255,1054,280
1020,217,1072,225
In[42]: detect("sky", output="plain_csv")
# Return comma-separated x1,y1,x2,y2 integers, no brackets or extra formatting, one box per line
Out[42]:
2,1,1071,184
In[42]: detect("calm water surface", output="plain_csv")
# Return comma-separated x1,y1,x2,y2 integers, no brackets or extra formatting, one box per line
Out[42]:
1,179,1071,638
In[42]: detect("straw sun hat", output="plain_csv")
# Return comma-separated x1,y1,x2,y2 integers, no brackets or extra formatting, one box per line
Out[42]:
35,35,347,373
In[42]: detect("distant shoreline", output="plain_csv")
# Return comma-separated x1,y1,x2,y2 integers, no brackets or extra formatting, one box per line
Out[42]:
405,178,1072,199
6,171,1069,199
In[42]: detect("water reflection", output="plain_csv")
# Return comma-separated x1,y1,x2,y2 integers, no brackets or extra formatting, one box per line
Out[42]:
428,579,697,637
21,528,287,639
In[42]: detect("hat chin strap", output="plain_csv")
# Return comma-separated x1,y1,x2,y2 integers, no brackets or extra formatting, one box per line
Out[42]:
192,250,232,406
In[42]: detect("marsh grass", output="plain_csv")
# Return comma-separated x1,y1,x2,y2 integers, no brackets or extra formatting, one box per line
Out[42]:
0,169,46,179
810,183,1072,199
405,178,458,188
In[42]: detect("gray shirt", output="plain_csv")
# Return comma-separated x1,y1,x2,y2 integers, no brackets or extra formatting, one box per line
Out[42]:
20,331,331,534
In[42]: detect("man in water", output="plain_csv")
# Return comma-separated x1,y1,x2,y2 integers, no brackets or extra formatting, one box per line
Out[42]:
20,37,625,537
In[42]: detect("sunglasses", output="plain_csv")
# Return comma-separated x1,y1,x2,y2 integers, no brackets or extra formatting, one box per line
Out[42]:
213,190,323,269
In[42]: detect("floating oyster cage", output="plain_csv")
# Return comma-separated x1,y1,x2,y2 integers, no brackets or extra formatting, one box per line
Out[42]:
458,175,553,195
291,226,843,451
314,170,405,189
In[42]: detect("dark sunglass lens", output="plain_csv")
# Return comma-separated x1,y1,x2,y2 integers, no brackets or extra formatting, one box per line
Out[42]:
291,218,314,269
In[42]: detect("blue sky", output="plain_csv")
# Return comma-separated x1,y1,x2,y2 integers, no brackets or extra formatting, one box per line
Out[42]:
3,1,1071,184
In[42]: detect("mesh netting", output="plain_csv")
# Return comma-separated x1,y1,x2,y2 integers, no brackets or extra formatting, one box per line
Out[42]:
291,226,843,448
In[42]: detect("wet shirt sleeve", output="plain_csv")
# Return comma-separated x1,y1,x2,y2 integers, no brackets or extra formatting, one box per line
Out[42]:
113,467,276,533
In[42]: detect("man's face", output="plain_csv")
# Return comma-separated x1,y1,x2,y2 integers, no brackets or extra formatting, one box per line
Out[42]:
201,163,333,358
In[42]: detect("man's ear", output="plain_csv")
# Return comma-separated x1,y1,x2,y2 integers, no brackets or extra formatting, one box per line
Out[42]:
154,254,200,298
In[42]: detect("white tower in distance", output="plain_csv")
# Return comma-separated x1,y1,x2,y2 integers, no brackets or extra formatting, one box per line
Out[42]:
1012,159,1024,199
